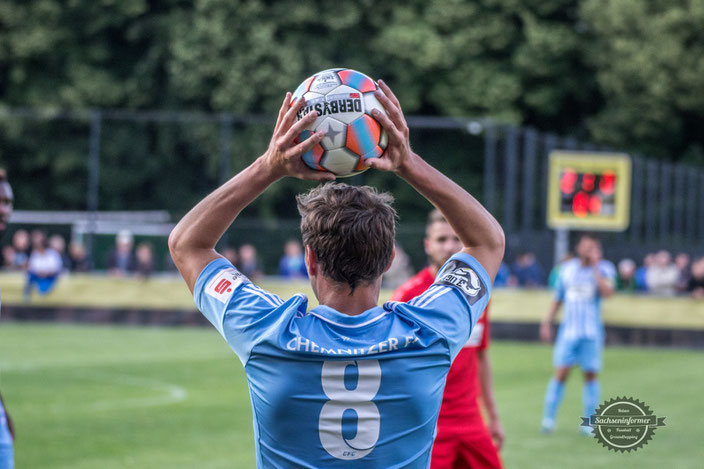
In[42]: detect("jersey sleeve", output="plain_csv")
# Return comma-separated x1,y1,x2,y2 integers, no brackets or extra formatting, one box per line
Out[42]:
400,252,492,360
193,258,287,364
554,268,567,302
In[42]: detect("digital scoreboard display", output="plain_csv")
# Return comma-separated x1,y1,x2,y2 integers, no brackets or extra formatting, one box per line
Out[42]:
547,151,631,231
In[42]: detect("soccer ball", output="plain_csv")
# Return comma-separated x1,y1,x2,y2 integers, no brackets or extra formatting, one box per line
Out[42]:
292,68,387,178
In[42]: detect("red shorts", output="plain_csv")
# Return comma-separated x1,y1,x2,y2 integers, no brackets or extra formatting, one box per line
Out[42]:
431,424,502,469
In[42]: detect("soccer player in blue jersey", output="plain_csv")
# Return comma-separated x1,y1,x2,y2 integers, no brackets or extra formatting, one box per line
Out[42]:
169,80,505,468
0,169,15,469
540,233,616,435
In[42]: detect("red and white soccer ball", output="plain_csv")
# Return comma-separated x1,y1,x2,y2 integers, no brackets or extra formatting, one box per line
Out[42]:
292,68,387,178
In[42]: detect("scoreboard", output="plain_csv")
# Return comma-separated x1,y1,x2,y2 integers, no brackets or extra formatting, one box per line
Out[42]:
546,151,632,231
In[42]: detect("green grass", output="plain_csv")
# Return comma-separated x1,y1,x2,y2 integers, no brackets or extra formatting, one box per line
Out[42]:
0,323,702,468
2,272,704,329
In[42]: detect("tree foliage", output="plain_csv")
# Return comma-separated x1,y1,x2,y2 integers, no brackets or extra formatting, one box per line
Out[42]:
0,0,702,216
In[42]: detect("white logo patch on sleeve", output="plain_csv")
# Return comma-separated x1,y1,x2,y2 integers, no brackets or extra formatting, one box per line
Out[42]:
205,268,246,304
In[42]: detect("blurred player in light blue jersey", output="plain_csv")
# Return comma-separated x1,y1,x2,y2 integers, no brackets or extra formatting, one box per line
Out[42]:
540,233,615,435
0,169,15,469
169,80,505,468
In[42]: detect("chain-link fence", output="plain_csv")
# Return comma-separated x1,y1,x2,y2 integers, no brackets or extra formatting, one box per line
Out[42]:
1,108,702,273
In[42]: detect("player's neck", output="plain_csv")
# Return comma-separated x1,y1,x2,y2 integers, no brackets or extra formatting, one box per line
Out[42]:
314,277,381,316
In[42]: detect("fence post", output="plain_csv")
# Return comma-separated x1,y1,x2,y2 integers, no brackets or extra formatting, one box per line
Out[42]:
645,160,658,244
483,122,497,214
540,133,559,227
503,125,519,236
686,170,698,243
521,127,537,232
87,110,101,269
700,171,704,242
629,155,643,243
659,161,672,244
219,114,233,185
673,164,686,241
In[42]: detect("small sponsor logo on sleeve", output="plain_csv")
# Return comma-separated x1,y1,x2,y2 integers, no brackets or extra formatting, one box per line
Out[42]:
205,268,247,303
436,260,487,305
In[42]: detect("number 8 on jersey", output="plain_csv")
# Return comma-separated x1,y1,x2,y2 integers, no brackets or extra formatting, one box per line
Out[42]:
318,360,381,460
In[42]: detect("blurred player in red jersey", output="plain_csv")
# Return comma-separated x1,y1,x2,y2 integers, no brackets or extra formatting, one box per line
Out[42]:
392,210,503,469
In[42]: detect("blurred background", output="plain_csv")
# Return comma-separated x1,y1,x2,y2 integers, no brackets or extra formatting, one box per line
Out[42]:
0,1,703,468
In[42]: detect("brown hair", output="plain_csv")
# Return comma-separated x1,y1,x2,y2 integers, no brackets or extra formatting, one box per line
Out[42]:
297,183,397,290
425,208,447,236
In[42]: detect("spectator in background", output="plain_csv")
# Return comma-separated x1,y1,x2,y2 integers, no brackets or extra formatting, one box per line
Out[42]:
382,242,413,289
221,245,239,268
24,230,63,301
616,258,637,292
238,244,261,280
646,250,679,296
68,241,91,272
278,239,307,279
688,257,704,299
108,230,135,276
675,253,691,293
135,242,155,279
2,245,15,270
635,253,653,292
11,228,30,269
493,262,510,287
49,234,71,272
511,251,546,287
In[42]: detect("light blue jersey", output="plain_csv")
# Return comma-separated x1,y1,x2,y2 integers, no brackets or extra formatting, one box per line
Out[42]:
194,252,490,468
553,258,615,371
555,258,616,340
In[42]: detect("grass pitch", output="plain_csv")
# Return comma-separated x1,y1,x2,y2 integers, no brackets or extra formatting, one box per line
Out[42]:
0,323,701,469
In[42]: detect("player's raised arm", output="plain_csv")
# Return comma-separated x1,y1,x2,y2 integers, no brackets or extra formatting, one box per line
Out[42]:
169,94,334,292
368,80,505,280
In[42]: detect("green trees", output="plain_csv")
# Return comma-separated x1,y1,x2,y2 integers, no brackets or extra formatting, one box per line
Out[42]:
0,0,702,214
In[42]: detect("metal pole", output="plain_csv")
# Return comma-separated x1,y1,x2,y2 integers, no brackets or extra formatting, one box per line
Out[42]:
219,114,233,185
87,110,101,269
629,156,643,243
554,228,569,267
659,161,672,244
483,122,496,213
503,125,519,236
521,127,537,231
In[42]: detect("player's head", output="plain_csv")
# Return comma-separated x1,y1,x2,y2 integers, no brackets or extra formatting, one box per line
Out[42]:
575,232,601,261
424,209,462,270
297,183,396,291
0,169,14,239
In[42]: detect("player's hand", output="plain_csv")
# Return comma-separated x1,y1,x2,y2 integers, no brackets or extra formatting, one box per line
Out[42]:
540,320,553,343
366,80,418,174
489,418,505,450
261,93,336,182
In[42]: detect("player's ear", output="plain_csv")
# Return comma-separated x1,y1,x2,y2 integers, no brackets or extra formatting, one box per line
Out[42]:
304,245,317,277
383,245,396,274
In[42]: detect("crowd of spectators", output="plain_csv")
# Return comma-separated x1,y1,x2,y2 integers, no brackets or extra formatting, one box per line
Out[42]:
3,228,702,300
616,250,704,298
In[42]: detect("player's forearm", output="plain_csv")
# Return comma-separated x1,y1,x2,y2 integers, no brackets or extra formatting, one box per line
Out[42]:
397,153,505,277
543,300,561,323
478,351,500,421
594,270,614,297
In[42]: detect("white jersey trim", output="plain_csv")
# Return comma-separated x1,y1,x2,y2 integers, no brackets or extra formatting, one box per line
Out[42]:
307,310,390,329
